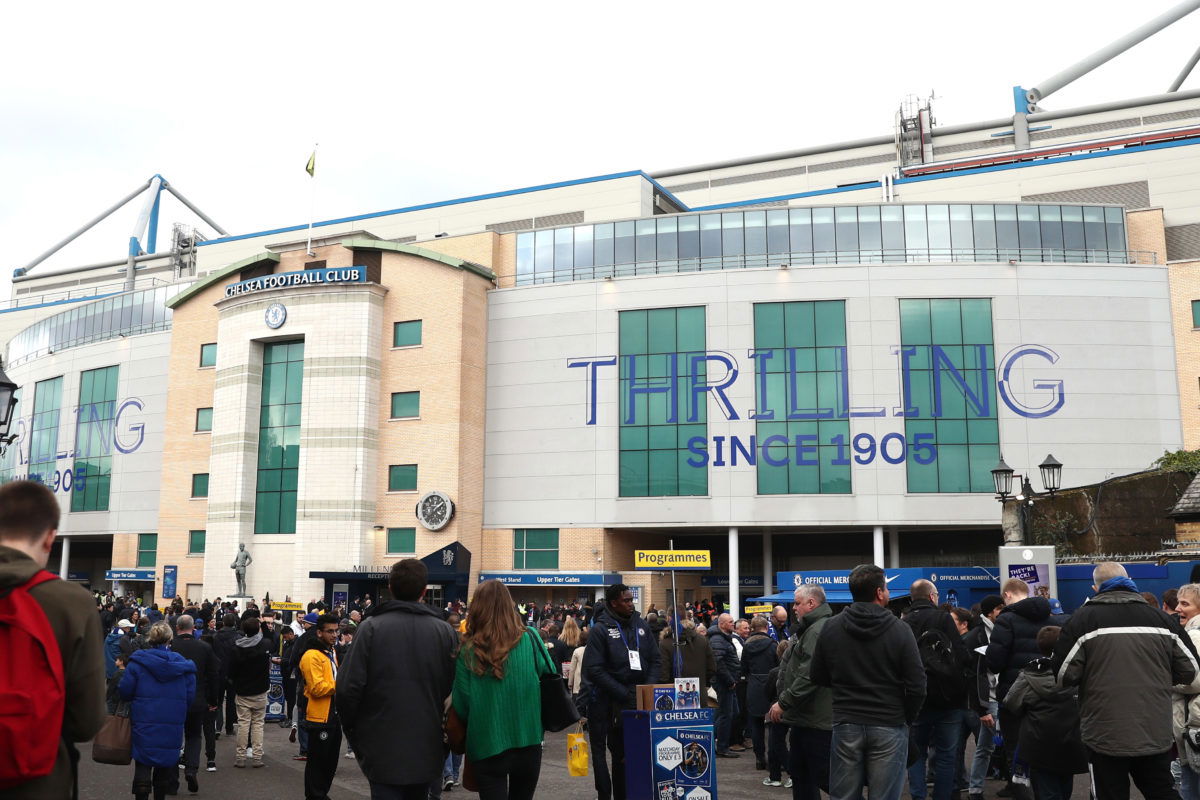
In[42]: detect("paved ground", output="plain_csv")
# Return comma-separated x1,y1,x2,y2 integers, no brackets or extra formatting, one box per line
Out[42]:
78,723,1125,799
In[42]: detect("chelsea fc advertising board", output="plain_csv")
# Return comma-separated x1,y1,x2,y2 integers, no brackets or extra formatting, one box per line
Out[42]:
623,708,718,800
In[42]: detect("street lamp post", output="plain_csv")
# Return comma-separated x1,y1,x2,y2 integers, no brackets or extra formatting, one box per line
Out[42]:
0,361,18,457
992,453,1064,544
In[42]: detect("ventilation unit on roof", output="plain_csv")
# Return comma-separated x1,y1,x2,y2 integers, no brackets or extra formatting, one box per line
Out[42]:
895,94,936,168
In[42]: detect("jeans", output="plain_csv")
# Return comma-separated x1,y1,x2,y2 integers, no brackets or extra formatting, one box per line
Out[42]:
788,726,831,800
908,707,961,800
236,692,267,761
956,708,980,791
969,701,999,793
715,687,738,752
445,751,463,781
1183,762,1200,800
829,722,909,800
472,743,543,800
1030,768,1074,800
1088,748,1181,800
305,725,342,800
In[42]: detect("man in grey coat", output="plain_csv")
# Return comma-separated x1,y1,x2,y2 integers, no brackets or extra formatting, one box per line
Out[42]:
336,559,458,799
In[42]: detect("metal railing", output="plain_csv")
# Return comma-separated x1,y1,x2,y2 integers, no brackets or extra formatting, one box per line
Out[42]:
514,248,1158,286
5,277,172,311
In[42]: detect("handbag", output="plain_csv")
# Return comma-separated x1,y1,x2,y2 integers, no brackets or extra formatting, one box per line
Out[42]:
91,710,132,765
567,722,590,777
526,628,581,732
446,705,467,756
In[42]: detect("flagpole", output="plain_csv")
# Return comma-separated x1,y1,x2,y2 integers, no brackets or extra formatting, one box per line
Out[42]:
306,143,318,256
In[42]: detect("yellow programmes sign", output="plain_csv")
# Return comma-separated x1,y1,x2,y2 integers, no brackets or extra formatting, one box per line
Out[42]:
744,604,774,614
634,550,711,570
270,601,305,611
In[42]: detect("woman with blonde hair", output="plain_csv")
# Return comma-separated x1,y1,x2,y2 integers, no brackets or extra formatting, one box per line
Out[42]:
453,579,556,800
1174,583,1200,798
560,616,582,649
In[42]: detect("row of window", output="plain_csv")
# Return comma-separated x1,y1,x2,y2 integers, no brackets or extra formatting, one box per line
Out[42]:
516,204,1130,284
192,320,423,370
138,527,559,568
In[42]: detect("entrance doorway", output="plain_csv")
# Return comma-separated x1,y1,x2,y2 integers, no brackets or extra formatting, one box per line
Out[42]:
424,584,444,609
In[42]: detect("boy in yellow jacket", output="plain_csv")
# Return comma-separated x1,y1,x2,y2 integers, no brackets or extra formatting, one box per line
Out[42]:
299,614,340,800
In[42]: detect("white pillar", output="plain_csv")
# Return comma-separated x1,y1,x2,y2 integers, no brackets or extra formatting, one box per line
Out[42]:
888,526,900,569
728,527,740,616
872,526,884,567
59,535,71,579
762,531,773,597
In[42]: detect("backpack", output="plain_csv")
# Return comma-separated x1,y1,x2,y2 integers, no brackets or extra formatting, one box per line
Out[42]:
0,571,66,789
916,627,966,704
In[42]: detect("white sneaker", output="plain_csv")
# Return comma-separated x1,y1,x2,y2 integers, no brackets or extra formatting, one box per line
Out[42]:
783,778,793,788
762,777,782,787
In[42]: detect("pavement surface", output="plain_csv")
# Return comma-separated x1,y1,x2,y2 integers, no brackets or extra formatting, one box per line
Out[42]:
77,723,1124,799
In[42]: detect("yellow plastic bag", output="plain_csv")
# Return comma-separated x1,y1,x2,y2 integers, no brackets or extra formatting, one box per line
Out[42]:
567,727,589,777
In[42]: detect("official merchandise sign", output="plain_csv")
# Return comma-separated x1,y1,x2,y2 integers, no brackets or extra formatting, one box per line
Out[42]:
634,550,711,571
223,266,367,299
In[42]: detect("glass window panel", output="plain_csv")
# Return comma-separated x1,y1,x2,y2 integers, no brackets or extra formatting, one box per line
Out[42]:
516,232,534,279
700,214,722,259
1105,207,1126,254
387,528,416,554
656,218,678,260
620,451,649,497
811,208,835,259
1083,206,1107,253
572,225,594,270
858,205,882,255
814,301,846,346
949,205,973,255
391,391,420,418
189,530,206,554
1193,300,1200,328
899,299,931,345
743,211,766,257
930,300,964,344
191,473,209,498
834,206,858,260
614,221,635,265
766,210,790,254
393,320,422,347
1039,205,1064,257
676,306,705,352
1017,205,1041,253
995,205,1019,254
195,407,213,432
388,464,418,492
882,206,905,261
678,217,699,260
635,219,656,263
789,208,813,258
593,223,614,267
554,227,573,272
534,230,554,276
754,303,784,350
960,299,994,343
926,204,950,259
1061,205,1085,258
721,213,744,257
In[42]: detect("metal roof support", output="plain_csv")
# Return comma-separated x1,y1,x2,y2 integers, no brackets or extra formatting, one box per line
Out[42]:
16,178,152,279
161,182,228,237
1169,42,1200,91
125,176,164,290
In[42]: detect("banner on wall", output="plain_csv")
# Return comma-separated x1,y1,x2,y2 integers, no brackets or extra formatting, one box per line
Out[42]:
162,565,177,600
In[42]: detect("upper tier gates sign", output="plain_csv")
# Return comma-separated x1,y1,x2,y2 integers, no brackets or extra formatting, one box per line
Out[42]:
567,344,1064,468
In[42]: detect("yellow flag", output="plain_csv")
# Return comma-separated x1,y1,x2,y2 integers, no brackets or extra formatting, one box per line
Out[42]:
305,151,316,177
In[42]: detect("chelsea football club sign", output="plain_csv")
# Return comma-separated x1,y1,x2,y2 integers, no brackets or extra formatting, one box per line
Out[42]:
224,266,367,299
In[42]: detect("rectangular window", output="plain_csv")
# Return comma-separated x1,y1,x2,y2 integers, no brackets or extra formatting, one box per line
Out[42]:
386,527,416,555
195,407,213,432
390,391,420,419
513,529,559,570
72,365,118,512
753,301,851,495
388,464,418,492
1193,300,1200,328
137,533,157,568
188,530,205,555
393,320,422,347
901,299,999,493
255,341,304,534
199,343,217,368
191,473,209,498
618,307,707,497
28,376,63,491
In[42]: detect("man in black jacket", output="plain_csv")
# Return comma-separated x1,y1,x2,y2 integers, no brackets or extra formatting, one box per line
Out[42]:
811,564,926,800
1052,562,1199,800
336,560,457,798
740,616,779,770
709,613,742,757
229,617,271,767
583,584,661,800
985,577,1061,793
168,615,221,789
212,612,241,736
903,580,970,800
963,595,1003,799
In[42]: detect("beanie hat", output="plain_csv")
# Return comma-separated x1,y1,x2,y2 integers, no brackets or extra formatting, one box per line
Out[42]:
980,595,1004,616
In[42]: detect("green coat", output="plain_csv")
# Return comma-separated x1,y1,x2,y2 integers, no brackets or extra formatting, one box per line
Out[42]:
452,627,554,761
777,602,833,730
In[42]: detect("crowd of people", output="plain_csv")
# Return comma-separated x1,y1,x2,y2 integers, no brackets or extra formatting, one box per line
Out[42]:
8,473,1200,800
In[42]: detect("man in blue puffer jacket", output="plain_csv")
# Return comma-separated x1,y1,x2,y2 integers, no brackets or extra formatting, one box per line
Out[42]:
119,621,196,800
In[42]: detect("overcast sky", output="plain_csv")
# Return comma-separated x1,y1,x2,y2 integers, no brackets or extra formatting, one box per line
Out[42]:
2,1,1198,291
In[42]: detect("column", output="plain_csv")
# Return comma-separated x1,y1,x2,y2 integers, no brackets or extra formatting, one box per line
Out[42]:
728,527,740,616
888,526,900,568
762,531,773,598
59,535,71,579
872,525,884,567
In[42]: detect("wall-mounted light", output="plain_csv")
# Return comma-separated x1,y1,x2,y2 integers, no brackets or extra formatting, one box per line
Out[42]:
372,525,385,531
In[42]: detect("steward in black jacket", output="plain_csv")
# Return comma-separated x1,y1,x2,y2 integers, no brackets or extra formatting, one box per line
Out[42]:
172,632,221,712
583,603,661,714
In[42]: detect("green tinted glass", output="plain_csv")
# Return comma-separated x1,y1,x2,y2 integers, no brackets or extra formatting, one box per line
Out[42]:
387,528,416,554
393,320,422,347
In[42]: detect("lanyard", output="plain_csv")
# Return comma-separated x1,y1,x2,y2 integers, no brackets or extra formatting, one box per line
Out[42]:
618,620,638,655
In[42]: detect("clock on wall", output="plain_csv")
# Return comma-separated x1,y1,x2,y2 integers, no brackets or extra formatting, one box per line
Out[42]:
264,302,287,329
416,490,455,531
